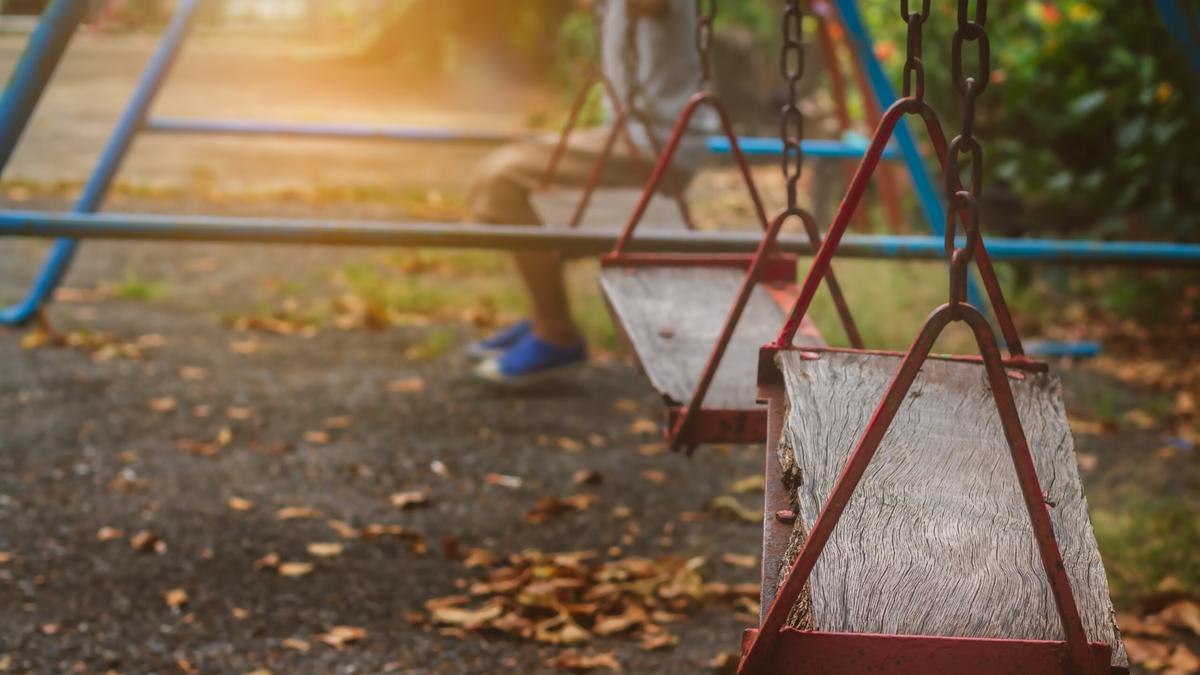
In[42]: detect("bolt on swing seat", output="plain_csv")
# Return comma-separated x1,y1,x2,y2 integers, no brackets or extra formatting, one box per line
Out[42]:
740,98,1127,674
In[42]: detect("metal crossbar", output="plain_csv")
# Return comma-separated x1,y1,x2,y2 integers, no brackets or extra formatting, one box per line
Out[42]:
0,0,1196,329
3,210,1197,264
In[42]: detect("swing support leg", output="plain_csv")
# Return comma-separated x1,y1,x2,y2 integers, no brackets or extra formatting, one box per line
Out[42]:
0,0,201,326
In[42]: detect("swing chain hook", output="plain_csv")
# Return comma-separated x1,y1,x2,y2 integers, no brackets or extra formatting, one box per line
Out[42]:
779,0,805,210
695,0,717,89
899,0,930,103
946,0,990,307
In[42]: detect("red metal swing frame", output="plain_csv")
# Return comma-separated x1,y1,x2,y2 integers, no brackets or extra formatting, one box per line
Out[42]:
736,96,1116,675
535,67,696,231
599,87,866,451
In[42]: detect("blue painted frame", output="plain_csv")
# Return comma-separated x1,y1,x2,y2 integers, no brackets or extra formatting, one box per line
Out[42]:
0,0,201,325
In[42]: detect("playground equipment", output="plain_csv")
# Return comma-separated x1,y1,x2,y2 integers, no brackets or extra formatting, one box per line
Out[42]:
0,0,1197,335
741,1,1124,672
596,0,862,450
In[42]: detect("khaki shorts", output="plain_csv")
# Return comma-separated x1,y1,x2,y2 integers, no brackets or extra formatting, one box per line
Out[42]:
467,126,689,226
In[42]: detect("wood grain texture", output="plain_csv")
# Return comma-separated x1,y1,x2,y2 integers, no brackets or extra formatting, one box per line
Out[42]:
600,267,819,409
774,350,1126,667
529,188,688,231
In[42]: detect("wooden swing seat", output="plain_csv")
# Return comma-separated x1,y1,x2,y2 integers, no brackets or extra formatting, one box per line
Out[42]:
756,349,1127,672
598,259,822,444
530,188,689,231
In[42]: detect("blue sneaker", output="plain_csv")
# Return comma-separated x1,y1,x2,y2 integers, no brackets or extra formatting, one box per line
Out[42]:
465,320,532,362
474,332,587,384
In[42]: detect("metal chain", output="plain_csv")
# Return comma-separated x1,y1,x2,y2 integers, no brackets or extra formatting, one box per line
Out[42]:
899,0,930,102
695,0,717,88
622,6,644,113
945,0,991,305
780,0,805,209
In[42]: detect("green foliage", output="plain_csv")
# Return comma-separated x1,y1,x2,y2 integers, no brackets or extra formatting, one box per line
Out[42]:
1093,494,1200,603
114,268,168,302
861,1,1200,241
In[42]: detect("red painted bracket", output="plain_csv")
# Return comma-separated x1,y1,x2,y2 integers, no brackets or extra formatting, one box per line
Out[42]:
741,629,1116,675
667,406,768,446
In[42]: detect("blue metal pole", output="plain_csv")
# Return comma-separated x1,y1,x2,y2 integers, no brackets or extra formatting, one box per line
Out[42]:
141,116,900,160
0,0,200,326
1,210,1198,266
832,0,987,310
1155,0,1200,77
0,0,86,172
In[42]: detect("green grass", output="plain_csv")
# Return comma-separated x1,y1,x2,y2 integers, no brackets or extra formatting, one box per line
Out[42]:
1092,493,1200,604
113,268,169,302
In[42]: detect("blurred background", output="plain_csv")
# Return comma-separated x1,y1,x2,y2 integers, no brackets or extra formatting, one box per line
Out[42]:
0,1,1197,673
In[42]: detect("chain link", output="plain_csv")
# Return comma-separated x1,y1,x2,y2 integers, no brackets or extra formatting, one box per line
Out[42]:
695,0,717,87
899,0,929,101
946,0,990,304
779,0,805,209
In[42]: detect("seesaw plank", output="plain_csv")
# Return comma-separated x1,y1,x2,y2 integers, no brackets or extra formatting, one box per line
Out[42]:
772,350,1126,668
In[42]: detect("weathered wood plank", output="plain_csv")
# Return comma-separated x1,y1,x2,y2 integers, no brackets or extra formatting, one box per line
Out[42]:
773,350,1126,667
530,188,688,231
600,266,819,409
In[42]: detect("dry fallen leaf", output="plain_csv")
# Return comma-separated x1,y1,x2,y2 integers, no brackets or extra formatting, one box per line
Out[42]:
38,623,59,636
1124,635,1172,667
229,338,260,355
317,625,367,650
640,469,668,485
1168,644,1200,673
322,415,352,430
1152,599,1200,635
556,437,585,453
614,399,639,414
573,469,603,486
327,520,361,539
278,562,315,578
303,430,330,445
255,553,281,571
277,506,321,520
0,552,11,564
162,588,189,610
545,649,621,672
387,377,427,393
147,397,177,413
1122,409,1159,431
435,607,493,634
390,490,430,509
228,496,254,512
129,531,167,555
281,637,311,652
230,607,250,620
527,494,601,524
709,496,762,524
226,406,253,420
637,442,667,457
179,366,207,381
96,526,125,542
485,473,523,489
722,553,758,569
728,475,765,494
464,548,499,569
629,418,659,435
307,542,344,558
